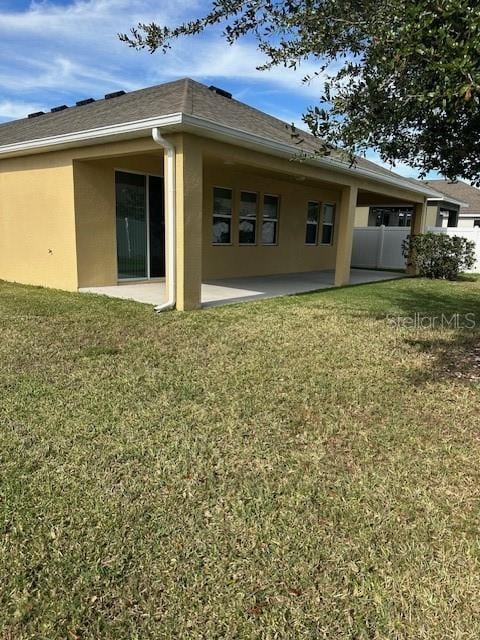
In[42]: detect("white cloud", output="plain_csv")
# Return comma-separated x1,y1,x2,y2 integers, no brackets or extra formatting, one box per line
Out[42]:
0,0,323,122
156,39,324,96
0,99,43,120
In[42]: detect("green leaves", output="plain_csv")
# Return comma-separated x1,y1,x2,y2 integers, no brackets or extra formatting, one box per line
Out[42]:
121,0,480,183
402,232,476,279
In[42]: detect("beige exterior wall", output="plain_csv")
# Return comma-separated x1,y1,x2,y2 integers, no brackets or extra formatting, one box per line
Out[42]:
355,206,370,227
425,204,440,228
0,152,77,290
457,216,477,229
73,151,163,288
202,162,342,279
0,131,429,305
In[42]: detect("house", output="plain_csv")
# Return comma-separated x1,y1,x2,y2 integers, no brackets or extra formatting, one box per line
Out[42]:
0,78,439,310
355,187,466,229
423,179,480,228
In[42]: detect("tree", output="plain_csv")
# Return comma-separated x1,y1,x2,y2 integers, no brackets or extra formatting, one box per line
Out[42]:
120,1,480,184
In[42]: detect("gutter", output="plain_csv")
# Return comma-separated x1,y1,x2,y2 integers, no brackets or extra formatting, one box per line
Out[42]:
179,113,441,199
0,113,438,199
151,128,176,312
427,195,469,208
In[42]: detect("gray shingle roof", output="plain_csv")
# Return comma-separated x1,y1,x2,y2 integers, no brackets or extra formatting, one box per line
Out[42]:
0,77,420,183
424,179,480,214
0,79,189,146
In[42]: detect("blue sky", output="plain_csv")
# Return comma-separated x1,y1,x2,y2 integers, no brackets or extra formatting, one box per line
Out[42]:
0,0,437,178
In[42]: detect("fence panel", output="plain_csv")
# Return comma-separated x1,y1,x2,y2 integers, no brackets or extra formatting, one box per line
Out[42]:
352,225,480,272
352,226,410,270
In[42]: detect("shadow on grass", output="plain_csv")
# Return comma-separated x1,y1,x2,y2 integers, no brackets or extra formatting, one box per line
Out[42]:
335,277,480,386
292,276,480,386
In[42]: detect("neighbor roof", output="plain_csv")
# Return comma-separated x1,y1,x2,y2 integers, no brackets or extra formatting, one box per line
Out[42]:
424,180,480,214
0,78,436,195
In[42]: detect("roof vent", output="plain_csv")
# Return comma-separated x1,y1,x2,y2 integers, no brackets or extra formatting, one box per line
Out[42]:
208,85,232,99
51,105,68,113
105,90,126,100
76,97,95,107
28,111,45,119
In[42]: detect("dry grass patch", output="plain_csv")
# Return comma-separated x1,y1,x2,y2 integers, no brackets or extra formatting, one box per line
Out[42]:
1,276,480,639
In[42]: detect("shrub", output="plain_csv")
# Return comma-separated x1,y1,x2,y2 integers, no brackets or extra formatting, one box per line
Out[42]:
402,232,476,280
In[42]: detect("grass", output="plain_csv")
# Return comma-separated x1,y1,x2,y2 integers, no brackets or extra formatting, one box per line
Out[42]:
1,276,480,639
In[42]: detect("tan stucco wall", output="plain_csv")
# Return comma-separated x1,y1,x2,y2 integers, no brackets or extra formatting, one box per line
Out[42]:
354,206,369,227
0,152,77,290
0,131,429,301
202,162,342,279
73,152,163,288
457,216,477,229
425,204,440,228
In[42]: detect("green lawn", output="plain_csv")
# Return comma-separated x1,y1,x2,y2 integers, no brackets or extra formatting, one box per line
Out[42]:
1,276,480,639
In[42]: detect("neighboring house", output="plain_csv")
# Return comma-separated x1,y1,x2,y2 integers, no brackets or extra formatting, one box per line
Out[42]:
0,78,438,310
355,189,466,229
423,179,480,228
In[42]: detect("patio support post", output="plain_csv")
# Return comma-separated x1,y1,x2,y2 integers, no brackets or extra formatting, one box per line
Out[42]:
411,199,428,235
175,134,203,310
334,184,358,287
406,199,427,275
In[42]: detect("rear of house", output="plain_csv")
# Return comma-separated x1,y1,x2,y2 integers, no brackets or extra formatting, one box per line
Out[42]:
424,179,480,228
0,78,438,310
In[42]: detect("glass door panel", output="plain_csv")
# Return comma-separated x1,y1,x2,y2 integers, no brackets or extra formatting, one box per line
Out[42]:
148,176,165,277
116,171,147,279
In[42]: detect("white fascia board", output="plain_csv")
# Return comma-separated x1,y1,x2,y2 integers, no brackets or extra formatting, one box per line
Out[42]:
180,113,439,199
0,113,183,157
427,196,469,208
0,109,437,198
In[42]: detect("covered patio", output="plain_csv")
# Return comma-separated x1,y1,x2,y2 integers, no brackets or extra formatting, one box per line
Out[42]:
68,129,435,313
79,268,406,308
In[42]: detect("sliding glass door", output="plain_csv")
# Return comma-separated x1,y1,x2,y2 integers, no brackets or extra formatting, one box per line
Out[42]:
115,171,165,280
148,176,165,278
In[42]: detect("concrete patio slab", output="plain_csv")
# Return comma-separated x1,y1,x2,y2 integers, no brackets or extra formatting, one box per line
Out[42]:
79,269,406,308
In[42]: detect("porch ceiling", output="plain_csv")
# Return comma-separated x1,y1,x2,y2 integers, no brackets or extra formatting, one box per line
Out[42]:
357,188,418,207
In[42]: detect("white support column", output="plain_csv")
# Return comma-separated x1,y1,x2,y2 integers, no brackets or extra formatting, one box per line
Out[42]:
334,185,358,287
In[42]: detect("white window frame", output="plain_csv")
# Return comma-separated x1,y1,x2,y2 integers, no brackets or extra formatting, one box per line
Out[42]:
261,193,280,245
238,190,258,245
212,185,233,245
305,201,320,245
320,202,336,246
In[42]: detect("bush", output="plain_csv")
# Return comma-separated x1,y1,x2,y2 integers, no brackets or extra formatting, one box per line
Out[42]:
402,232,476,280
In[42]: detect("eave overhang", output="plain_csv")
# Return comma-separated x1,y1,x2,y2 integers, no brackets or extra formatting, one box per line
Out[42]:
0,111,439,199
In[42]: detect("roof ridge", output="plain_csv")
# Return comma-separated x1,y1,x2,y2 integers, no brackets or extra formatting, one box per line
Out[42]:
181,78,194,115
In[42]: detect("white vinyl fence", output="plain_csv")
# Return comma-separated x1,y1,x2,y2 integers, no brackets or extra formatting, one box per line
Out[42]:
351,226,410,270
352,225,480,272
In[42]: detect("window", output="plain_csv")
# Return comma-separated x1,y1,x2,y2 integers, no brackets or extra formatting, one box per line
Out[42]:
447,209,458,227
368,206,413,227
239,191,257,244
321,203,336,245
474,219,480,228
212,187,232,244
262,194,279,244
305,201,320,244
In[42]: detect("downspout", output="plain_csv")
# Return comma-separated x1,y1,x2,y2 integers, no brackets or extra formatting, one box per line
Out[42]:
152,128,176,312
